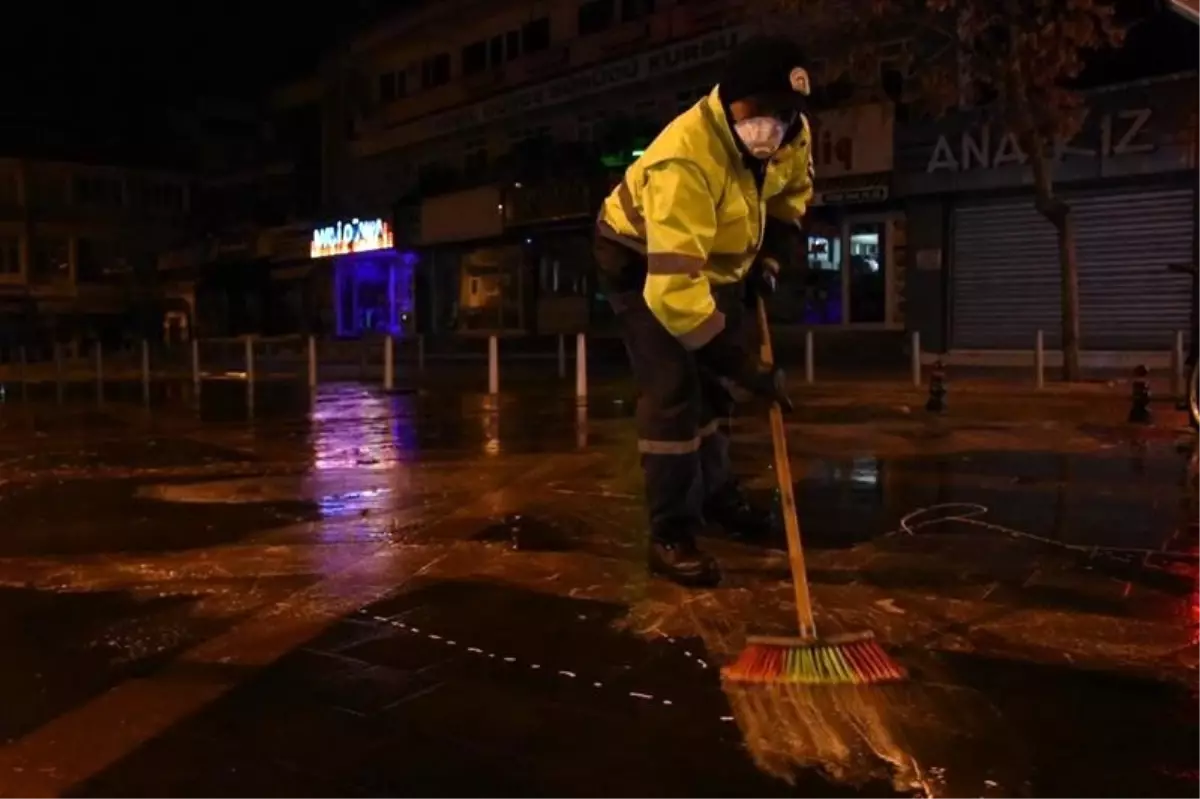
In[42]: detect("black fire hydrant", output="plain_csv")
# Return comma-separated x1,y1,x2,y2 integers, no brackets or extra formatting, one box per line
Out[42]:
1128,364,1152,424
926,359,947,413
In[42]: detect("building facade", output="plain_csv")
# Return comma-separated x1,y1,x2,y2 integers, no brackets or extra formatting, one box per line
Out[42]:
897,72,1199,359
0,158,192,361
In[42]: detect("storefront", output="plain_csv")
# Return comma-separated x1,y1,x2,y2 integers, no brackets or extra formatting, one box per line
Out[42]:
309,216,417,338
896,73,1198,355
773,103,905,329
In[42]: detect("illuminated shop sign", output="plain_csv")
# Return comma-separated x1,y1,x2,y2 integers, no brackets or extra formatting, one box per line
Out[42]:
310,218,394,258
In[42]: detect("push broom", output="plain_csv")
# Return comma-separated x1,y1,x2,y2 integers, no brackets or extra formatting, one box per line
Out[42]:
721,297,906,686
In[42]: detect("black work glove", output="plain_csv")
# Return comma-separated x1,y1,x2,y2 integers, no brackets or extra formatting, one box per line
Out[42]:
695,325,794,412
747,255,781,299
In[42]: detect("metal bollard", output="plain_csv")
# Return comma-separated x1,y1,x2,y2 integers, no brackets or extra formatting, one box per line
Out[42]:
95,341,104,404
1128,364,1151,424
557,333,566,379
910,330,921,387
54,343,64,404
488,335,499,395
1171,330,1184,400
804,329,814,384
383,334,395,391
925,359,947,413
141,339,151,406
1034,330,1045,390
244,337,256,415
191,338,201,396
307,335,318,389
17,345,26,401
575,332,588,403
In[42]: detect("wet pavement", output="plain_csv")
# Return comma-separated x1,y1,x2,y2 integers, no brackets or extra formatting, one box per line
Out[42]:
0,380,1195,797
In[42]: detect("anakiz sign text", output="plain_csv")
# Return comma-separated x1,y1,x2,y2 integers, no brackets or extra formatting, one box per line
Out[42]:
310,218,395,258
926,108,1154,173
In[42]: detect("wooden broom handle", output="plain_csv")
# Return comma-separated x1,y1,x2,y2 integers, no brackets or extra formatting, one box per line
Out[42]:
755,298,817,635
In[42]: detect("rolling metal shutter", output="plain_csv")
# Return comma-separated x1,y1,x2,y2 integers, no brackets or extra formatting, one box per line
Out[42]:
952,185,1195,350
1074,187,1194,349
952,199,1061,349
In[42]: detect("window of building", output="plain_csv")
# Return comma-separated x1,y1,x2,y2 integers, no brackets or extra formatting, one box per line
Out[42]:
489,35,504,67
505,30,521,61
523,17,551,52
578,0,615,35
379,71,398,102
620,0,655,22
74,174,124,208
462,41,487,75
464,138,488,173
27,172,68,208
28,236,69,285
130,180,184,213
421,53,451,88
75,238,121,283
0,171,17,207
0,236,19,276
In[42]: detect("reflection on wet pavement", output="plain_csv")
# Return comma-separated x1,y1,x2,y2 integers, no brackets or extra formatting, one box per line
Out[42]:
0,381,1195,796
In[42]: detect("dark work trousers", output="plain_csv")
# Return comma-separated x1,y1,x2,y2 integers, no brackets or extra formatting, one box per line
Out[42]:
597,241,751,541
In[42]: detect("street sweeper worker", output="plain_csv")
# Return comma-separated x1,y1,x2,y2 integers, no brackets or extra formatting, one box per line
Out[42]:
593,35,815,588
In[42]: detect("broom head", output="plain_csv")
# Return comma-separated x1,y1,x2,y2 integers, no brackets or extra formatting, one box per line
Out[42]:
722,631,906,685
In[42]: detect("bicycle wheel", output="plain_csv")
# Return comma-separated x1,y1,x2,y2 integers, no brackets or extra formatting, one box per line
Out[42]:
1189,361,1199,429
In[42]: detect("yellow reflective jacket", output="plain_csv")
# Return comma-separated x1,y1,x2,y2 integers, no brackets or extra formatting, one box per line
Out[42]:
598,86,814,349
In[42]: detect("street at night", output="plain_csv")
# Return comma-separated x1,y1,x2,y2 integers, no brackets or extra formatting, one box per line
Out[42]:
0,375,1194,797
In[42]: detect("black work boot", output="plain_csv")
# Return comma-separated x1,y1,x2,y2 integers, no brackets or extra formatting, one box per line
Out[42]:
648,528,721,588
704,480,776,539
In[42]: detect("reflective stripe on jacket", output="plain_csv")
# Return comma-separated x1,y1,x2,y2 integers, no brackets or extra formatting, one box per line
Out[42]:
598,86,814,348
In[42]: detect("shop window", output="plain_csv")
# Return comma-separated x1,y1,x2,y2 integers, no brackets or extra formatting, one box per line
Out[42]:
462,41,487,75
0,236,19,276
578,0,615,35
620,0,655,22
74,174,124,208
848,222,886,323
334,253,416,338
421,52,451,88
523,17,551,52
28,236,69,285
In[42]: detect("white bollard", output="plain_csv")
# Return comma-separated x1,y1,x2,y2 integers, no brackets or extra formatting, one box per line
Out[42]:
804,330,814,384
1171,329,1185,398
417,334,425,373
95,341,104,404
191,338,201,395
307,335,318,389
383,334,395,391
141,339,151,405
244,336,256,414
910,330,921,387
488,335,499,395
1035,329,1045,390
557,333,566,379
575,332,587,403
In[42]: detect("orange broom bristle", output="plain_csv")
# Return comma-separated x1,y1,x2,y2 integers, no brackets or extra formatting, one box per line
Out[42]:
722,635,906,685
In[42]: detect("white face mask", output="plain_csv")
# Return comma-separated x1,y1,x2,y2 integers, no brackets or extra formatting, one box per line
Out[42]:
734,116,787,159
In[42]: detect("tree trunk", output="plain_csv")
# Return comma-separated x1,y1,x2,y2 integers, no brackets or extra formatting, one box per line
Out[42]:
1023,136,1082,381
1054,212,1082,380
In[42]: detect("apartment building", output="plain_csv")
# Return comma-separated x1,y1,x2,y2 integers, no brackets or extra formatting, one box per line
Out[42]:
0,159,191,360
